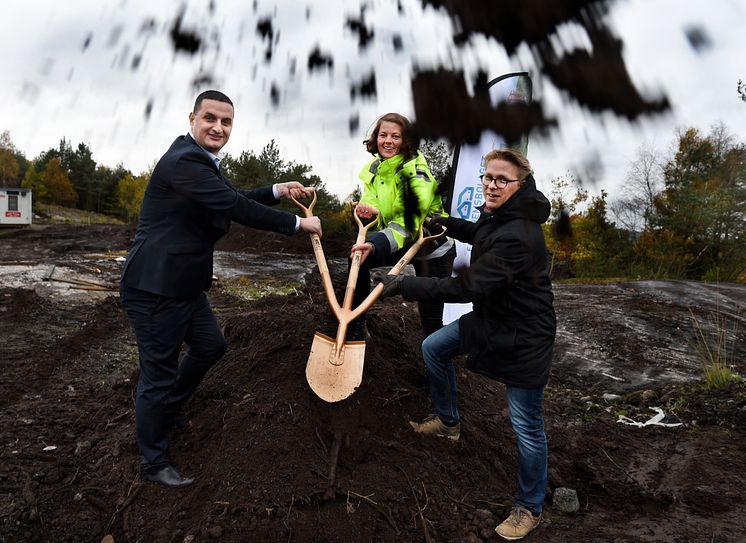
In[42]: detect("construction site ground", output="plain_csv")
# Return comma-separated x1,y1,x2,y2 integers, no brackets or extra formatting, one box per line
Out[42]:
1,223,745,543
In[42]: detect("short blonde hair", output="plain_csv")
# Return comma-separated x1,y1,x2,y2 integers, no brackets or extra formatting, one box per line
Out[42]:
483,148,532,180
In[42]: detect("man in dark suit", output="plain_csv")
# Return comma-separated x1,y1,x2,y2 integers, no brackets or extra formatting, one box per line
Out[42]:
119,90,321,487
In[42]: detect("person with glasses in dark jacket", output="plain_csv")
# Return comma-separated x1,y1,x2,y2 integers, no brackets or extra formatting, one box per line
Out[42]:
374,147,555,541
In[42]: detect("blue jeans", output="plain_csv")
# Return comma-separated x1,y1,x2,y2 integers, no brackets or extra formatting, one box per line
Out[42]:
421,319,548,513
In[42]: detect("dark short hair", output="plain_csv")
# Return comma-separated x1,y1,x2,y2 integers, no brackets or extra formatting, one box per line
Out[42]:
483,147,532,180
193,90,233,113
363,112,418,159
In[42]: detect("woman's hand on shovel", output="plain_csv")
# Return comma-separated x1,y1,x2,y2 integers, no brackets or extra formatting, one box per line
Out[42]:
351,241,375,264
353,202,380,220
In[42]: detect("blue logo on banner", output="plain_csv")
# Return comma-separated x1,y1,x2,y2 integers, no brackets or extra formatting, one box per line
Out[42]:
456,187,473,219
456,185,485,221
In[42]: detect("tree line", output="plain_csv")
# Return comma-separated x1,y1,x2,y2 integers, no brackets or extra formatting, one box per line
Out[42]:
544,123,746,283
1,123,744,283
0,133,348,227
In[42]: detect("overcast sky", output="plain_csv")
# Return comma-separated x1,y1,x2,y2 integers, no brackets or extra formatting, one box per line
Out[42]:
2,0,746,203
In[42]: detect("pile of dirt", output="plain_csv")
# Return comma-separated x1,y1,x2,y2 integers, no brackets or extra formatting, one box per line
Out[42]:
1,224,745,543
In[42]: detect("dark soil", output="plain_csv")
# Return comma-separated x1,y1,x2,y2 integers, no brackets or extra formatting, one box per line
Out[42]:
1,223,745,543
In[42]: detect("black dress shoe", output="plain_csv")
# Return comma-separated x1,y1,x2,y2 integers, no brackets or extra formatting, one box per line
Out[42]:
144,465,195,487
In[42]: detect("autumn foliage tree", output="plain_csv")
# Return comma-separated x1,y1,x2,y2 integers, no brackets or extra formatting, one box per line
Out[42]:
117,171,149,223
33,158,78,206
543,173,587,277
641,125,746,281
572,191,634,277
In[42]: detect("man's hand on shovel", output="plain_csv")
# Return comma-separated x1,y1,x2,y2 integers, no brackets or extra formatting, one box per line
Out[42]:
373,275,403,299
276,181,313,200
425,215,449,235
300,216,322,236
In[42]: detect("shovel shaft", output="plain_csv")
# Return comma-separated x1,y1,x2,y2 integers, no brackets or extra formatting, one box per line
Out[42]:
335,207,379,352
310,233,342,314
342,216,374,311
291,190,342,314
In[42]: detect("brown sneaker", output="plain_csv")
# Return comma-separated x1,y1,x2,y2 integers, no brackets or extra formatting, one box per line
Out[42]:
408,415,460,441
495,506,541,540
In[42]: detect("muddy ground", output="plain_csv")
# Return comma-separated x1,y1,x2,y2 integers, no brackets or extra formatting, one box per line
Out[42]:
1,223,745,543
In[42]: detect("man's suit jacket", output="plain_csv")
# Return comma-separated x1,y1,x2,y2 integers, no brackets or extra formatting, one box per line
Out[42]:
121,134,297,299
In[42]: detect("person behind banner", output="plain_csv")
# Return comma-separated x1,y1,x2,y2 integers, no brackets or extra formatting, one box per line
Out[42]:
348,112,455,341
119,90,322,488
373,148,555,541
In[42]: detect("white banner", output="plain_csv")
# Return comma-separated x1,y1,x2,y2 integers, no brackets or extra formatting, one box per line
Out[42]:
443,72,532,325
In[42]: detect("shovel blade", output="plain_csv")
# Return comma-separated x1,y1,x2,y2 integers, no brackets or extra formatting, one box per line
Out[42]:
305,332,366,402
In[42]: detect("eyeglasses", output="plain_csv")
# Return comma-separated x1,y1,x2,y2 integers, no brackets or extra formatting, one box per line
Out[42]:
480,175,521,188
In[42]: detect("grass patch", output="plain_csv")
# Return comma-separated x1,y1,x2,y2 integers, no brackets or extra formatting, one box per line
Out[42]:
34,203,124,225
689,306,742,389
222,275,302,302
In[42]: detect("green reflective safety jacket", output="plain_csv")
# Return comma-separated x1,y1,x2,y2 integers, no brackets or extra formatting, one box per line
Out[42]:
358,151,447,254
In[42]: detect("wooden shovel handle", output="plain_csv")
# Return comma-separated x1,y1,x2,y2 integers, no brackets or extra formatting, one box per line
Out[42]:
290,188,317,218
326,205,379,353
343,206,380,311
291,189,341,314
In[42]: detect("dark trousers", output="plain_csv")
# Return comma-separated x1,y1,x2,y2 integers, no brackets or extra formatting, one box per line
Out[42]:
353,243,456,337
119,284,227,470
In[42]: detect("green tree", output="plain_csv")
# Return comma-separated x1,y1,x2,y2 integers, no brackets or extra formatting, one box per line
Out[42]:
258,139,283,181
646,125,746,280
0,131,21,187
222,150,263,190
572,191,634,277
35,139,98,210
93,163,131,214
20,163,48,203
117,172,148,223
223,141,343,214
68,142,97,210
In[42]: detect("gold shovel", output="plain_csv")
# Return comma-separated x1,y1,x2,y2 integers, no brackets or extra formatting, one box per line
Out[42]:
293,192,446,402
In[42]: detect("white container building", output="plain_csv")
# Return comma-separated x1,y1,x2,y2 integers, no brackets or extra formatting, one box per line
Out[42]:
0,188,32,226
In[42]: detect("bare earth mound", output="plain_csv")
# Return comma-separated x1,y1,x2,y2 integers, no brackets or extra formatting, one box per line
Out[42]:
1,224,745,542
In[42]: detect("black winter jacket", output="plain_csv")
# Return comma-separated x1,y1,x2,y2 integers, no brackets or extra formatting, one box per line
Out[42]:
400,175,556,388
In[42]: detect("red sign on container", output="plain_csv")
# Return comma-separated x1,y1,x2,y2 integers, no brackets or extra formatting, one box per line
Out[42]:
5,211,21,217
